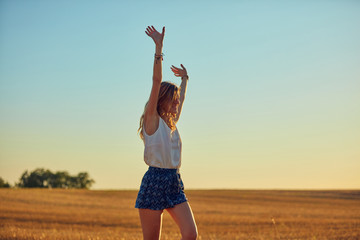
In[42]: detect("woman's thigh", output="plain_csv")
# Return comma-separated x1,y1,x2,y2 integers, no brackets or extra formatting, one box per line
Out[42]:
166,201,198,238
138,209,164,240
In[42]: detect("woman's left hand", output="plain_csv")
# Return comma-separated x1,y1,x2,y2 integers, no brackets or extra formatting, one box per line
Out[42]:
171,64,188,79
145,26,165,47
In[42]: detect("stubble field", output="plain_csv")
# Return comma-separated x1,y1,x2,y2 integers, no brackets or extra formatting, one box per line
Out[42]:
0,189,359,239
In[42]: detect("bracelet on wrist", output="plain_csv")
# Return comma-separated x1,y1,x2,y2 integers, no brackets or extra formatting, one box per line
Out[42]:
181,75,189,80
155,53,164,61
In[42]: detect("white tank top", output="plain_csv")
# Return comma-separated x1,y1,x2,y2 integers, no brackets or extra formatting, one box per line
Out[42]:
143,117,182,169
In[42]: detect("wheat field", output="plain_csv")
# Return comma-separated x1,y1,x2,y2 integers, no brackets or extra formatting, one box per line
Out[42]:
0,189,359,239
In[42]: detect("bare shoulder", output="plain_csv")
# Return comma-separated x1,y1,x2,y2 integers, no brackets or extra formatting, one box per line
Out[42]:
143,112,160,136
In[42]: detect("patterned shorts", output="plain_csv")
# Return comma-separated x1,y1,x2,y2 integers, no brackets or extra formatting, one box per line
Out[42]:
135,166,188,210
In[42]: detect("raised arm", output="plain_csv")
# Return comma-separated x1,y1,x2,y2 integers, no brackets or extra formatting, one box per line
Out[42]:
171,64,189,123
144,26,165,135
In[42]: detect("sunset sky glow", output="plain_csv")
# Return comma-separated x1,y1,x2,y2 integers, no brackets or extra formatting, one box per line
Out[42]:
1,0,359,189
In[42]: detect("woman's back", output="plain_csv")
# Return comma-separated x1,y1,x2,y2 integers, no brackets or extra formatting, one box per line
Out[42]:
143,117,182,169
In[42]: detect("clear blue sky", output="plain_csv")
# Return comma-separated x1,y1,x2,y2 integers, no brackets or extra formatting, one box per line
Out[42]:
1,0,359,189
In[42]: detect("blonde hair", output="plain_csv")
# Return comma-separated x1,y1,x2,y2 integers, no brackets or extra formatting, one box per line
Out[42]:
138,82,179,140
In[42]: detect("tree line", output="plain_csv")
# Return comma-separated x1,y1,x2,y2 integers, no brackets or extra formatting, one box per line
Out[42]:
0,168,95,189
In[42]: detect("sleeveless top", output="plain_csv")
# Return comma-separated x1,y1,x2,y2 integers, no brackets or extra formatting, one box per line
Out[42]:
143,117,182,169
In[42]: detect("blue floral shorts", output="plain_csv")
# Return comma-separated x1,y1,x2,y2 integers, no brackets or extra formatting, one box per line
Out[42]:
135,166,188,210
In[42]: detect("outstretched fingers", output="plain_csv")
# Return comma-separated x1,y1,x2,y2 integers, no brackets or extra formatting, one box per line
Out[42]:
171,67,180,75
171,64,186,70
170,66,184,77
171,65,181,71
145,27,151,36
171,64,188,79
145,26,155,36
171,65,186,72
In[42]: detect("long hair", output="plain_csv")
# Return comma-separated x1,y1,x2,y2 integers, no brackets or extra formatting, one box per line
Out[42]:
138,81,179,140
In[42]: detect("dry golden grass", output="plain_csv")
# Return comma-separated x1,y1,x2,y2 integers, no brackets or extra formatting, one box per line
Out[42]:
0,189,359,239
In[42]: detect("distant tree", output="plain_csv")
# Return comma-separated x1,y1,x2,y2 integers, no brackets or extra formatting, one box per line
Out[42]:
49,171,70,188
69,175,79,188
77,172,95,189
16,171,29,188
17,168,51,188
17,168,95,189
0,177,11,188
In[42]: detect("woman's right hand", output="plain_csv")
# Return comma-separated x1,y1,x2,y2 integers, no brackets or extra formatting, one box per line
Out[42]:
145,26,165,46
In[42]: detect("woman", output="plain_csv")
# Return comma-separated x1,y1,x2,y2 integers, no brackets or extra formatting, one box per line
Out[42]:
135,25,198,240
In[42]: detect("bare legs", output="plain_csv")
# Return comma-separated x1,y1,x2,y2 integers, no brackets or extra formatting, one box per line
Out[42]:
138,201,198,240
167,201,198,240
139,208,164,240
